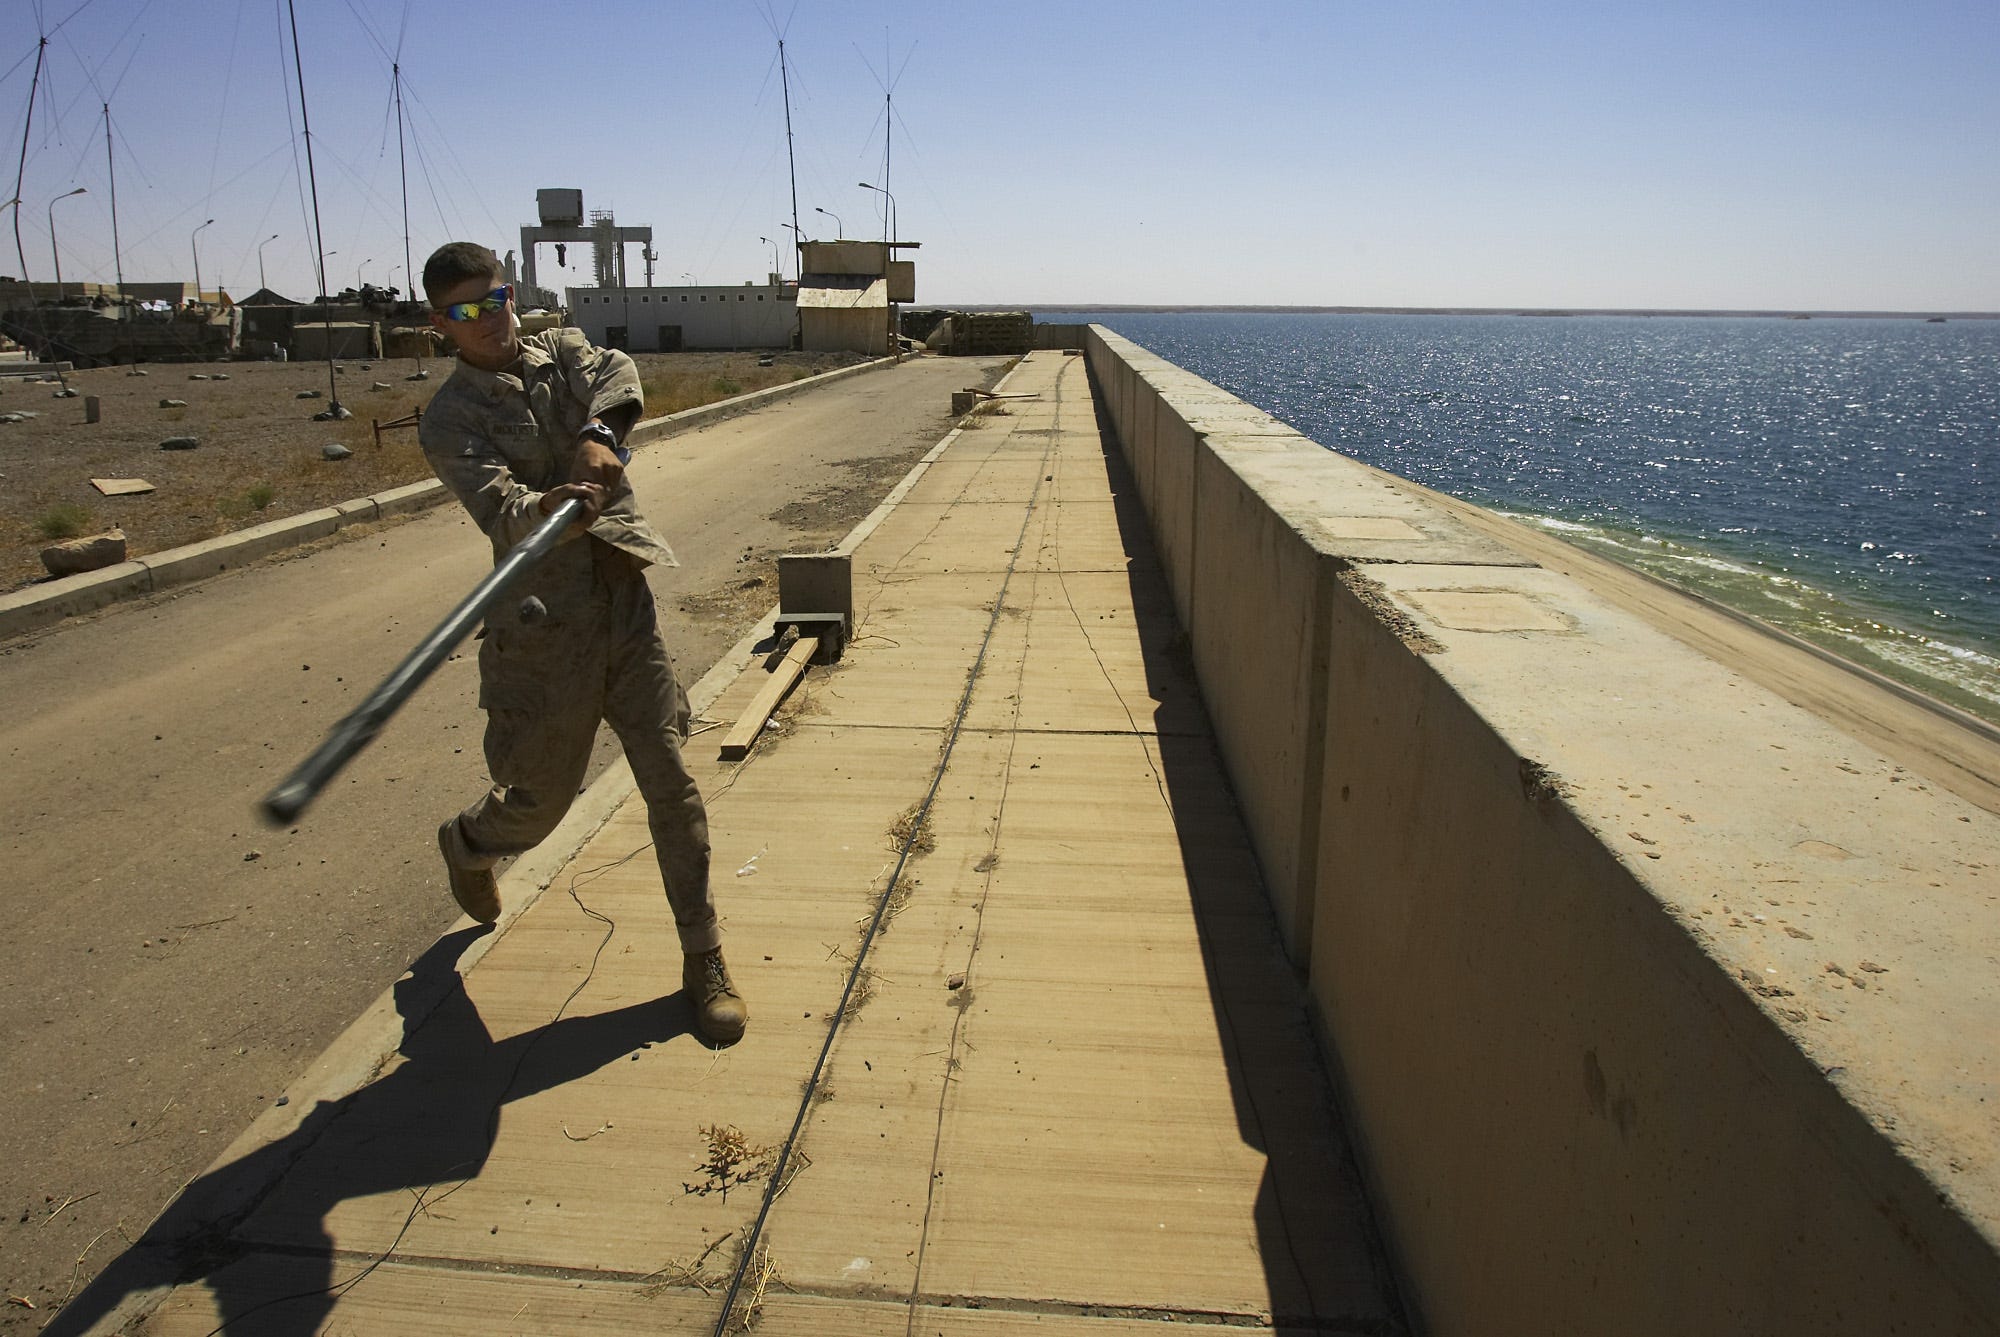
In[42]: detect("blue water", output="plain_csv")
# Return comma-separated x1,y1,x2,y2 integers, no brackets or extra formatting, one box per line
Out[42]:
1037,312,2000,720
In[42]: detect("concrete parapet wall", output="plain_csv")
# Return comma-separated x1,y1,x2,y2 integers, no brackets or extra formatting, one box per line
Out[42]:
1083,324,2000,1334
1031,322,1091,349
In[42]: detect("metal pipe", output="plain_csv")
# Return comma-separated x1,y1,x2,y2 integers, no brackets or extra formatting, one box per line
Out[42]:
261,499,585,824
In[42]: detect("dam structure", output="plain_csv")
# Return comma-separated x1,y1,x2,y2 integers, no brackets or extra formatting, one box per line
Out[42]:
57,334,2000,1335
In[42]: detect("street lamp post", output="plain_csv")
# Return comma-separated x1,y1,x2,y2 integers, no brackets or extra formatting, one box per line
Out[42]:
190,218,215,306
760,236,781,283
357,258,372,292
857,182,896,245
388,264,403,299
257,233,280,292
813,206,842,238
47,187,86,300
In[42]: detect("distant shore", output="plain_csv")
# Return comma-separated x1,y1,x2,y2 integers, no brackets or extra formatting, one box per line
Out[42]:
981,305,2000,320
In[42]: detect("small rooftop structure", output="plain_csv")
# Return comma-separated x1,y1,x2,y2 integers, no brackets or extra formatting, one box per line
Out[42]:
796,240,917,355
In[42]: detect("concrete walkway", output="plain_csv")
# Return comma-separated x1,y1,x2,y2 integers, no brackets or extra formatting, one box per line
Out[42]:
105,351,1403,1335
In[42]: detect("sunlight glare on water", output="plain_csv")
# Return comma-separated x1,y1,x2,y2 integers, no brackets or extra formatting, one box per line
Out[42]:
1041,312,2000,720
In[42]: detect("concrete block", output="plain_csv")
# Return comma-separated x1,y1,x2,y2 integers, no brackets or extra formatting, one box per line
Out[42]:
0,560,152,639
141,509,343,588
334,496,381,524
778,552,853,625
370,480,444,517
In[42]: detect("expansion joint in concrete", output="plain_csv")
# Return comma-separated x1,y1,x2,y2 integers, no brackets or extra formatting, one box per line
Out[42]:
829,1284,1350,1330
235,1241,679,1286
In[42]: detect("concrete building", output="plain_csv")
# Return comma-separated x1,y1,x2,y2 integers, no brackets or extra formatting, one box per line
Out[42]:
566,278,795,352
796,240,917,355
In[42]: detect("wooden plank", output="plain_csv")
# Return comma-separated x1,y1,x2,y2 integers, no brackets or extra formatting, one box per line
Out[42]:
91,477,155,496
718,633,818,760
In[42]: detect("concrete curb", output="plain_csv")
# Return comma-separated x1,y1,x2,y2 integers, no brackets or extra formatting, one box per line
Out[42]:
0,355,901,644
628,352,898,446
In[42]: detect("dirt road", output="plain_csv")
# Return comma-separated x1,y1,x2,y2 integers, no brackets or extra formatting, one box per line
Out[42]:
0,354,1008,1325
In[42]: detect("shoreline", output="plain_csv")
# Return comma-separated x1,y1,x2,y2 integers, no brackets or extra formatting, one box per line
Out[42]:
1491,508,2000,728
1379,467,2000,818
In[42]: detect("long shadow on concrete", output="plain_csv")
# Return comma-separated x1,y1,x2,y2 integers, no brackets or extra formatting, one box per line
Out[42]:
47,927,696,1336
1085,388,1409,1334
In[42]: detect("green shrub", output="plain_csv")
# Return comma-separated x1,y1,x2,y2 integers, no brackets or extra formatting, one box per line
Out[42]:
35,503,91,540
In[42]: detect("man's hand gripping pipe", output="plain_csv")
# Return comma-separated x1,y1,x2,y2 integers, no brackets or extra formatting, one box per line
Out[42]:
260,498,585,825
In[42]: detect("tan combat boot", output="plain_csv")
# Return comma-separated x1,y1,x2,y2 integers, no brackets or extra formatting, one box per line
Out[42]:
684,949,748,1045
436,818,501,924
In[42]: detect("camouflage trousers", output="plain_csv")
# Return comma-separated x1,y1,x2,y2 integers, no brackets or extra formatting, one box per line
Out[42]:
451,540,718,953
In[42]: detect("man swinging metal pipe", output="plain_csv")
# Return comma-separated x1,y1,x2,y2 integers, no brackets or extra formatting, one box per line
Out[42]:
424,242,745,1045
271,242,746,1046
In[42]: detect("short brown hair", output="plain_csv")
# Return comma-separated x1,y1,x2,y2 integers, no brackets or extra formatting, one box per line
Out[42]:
422,242,503,306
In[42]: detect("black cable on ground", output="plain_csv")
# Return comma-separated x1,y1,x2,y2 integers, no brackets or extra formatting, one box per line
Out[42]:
199,847,639,1335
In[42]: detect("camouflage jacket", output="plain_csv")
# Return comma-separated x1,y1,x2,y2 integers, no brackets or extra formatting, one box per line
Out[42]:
419,328,675,569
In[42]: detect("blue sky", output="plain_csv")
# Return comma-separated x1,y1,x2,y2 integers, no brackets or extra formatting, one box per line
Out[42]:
2,0,1995,310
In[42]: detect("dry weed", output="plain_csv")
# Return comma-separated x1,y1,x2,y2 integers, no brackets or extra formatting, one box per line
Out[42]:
681,1124,775,1202
888,803,935,856
725,1239,783,1332
840,967,878,1019
641,1230,735,1297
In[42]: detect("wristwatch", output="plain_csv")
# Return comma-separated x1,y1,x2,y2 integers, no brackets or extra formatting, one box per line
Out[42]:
579,420,629,464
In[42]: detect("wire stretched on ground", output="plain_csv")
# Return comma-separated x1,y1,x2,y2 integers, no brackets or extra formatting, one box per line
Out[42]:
197,843,643,1336
709,356,1071,1337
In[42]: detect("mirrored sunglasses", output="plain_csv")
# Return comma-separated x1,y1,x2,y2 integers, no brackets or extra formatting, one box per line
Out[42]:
440,284,512,322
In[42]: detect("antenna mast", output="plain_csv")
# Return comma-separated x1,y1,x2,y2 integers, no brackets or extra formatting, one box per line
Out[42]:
104,104,124,296
10,37,44,291
779,38,800,281
881,30,892,243
107,100,137,367
393,62,426,378
287,0,347,418
10,36,69,391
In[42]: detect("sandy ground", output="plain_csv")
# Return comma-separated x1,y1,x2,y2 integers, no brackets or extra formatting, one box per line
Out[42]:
0,349,863,593
0,352,1009,1329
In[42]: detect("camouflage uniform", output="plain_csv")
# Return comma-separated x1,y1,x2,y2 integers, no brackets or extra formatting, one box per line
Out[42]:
419,328,719,953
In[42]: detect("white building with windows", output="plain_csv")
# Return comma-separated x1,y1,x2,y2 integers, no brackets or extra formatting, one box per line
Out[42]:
565,278,795,352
